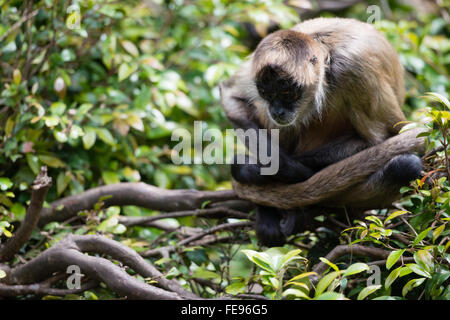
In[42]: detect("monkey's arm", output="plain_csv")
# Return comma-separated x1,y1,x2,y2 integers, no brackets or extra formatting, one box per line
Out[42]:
219,81,314,184
296,135,369,170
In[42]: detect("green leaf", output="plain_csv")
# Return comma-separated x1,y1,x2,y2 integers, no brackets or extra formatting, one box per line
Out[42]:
50,102,66,116
365,216,383,227
315,271,344,297
154,169,171,189
406,264,431,278
205,64,225,86
241,249,275,274
357,285,381,300
384,210,409,224
5,117,15,137
56,171,71,196
415,250,434,272
0,178,13,191
43,116,60,127
95,128,116,146
54,131,68,143
106,206,121,217
201,200,211,209
82,127,97,150
280,249,302,269
385,267,401,289
314,292,346,300
77,103,94,116
193,268,220,280
11,203,26,220
287,272,317,284
386,249,405,270
121,40,139,57
399,266,413,277
343,263,370,277
111,223,126,234
13,69,21,85
432,224,446,242
126,114,144,131
102,171,120,185
69,125,84,139
319,257,339,272
118,62,137,82
283,288,310,300
413,227,431,246
97,215,119,232
225,281,246,295
426,92,450,109
39,155,65,168
1,226,12,238
402,278,426,297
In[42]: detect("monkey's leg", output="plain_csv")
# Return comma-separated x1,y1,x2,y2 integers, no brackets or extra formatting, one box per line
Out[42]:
255,205,286,246
274,154,423,241
256,206,327,246
331,153,422,208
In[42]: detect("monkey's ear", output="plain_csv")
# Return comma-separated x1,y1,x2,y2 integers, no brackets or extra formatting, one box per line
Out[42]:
310,55,318,65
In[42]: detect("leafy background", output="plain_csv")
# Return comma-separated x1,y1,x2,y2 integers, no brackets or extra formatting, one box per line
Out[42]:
0,0,449,300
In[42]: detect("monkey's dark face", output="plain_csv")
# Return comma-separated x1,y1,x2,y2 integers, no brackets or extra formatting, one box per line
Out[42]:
255,65,303,126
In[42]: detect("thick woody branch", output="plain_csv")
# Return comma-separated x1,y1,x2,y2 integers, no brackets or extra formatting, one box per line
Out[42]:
38,182,237,227
0,166,52,262
0,235,198,300
72,235,197,299
232,128,426,209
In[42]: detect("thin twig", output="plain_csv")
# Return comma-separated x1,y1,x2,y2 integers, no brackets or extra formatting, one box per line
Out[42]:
0,9,39,43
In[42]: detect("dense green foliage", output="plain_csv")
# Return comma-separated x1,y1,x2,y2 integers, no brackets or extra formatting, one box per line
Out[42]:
0,0,448,300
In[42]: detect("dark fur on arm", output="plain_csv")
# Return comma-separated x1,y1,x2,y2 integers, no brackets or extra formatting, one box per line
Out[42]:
226,97,314,184
296,135,369,170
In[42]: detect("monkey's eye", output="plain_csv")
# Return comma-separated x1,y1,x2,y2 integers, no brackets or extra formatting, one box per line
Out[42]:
281,91,296,101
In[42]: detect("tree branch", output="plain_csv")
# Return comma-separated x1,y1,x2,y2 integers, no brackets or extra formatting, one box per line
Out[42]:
312,244,390,276
0,166,52,262
38,182,237,227
1,234,198,300
119,207,251,227
0,9,39,43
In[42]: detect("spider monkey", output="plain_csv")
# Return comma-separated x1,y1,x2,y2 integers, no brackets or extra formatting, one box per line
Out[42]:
220,18,422,246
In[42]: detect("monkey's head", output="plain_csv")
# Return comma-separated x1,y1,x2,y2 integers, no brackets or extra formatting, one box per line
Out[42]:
251,30,325,126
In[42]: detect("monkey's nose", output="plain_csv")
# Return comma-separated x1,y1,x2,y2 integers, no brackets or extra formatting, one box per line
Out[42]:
273,108,286,118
